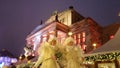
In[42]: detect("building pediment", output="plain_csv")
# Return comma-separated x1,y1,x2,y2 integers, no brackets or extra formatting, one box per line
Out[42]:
26,21,70,40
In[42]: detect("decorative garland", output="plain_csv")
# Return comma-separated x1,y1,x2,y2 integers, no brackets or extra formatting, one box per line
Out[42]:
85,52,120,61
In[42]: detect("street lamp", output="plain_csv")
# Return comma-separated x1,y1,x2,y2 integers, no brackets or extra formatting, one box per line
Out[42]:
93,43,97,49
68,32,72,36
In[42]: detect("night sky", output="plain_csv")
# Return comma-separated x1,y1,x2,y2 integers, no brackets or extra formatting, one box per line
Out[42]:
0,0,120,57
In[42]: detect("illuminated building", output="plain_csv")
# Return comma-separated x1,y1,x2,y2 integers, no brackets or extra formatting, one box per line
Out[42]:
0,49,17,67
71,17,102,52
26,21,70,56
25,6,120,56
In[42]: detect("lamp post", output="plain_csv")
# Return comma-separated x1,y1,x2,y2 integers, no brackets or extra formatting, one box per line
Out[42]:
93,43,97,49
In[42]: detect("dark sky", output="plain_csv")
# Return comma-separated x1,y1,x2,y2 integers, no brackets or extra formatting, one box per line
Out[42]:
0,0,120,57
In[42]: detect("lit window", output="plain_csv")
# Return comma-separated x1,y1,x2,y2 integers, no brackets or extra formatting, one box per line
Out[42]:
78,39,81,44
81,45,86,50
82,32,85,37
42,34,47,42
78,34,81,38
82,38,85,42
74,35,76,39
74,40,77,44
49,31,55,34
57,30,66,43
49,31,55,38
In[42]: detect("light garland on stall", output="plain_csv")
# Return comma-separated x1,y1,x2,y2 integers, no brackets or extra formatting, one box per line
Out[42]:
85,52,120,61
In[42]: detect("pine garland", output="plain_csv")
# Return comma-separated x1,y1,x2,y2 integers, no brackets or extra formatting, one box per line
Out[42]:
85,52,120,61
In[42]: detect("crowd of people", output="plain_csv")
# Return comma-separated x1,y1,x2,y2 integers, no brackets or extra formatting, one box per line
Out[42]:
33,36,84,68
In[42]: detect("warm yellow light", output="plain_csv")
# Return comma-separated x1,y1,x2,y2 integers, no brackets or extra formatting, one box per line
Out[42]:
68,32,72,36
93,43,96,47
25,54,28,58
82,32,85,37
93,43,97,49
49,31,55,34
19,56,22,60
27,60,31,63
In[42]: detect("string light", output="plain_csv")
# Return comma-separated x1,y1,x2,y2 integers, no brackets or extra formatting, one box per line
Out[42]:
85,52,120,61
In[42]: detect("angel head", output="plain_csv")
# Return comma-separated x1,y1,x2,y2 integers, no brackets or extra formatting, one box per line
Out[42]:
48,37,57,46
64,37,74,46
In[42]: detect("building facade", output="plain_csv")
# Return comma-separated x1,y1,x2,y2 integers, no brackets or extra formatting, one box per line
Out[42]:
71,17,102,52
24,7,119,56
25,21,70,56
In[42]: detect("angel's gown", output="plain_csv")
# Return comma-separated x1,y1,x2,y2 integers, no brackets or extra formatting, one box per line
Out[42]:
34,42,60,68
64,45,84,68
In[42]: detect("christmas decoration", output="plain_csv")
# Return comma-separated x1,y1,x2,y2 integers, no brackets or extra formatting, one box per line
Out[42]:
85,51,120,61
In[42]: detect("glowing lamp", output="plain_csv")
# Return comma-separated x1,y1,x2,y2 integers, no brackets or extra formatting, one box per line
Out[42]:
93,43,97,49
68,32,72,36
93,43,96,47
19,56,22,60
